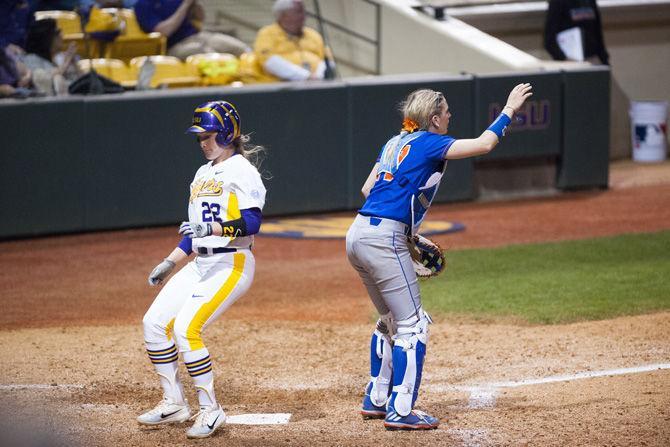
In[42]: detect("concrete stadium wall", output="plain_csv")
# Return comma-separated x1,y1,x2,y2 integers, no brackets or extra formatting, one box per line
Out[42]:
452,0,670,105
202,0,545,77
0,69,609,239
378,1,542,75
451,0,670,159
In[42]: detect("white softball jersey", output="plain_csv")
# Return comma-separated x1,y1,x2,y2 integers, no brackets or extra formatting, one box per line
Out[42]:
187,154,266,251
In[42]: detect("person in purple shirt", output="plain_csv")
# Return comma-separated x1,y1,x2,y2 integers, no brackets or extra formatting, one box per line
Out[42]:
0,0,38,53
134,0,249,60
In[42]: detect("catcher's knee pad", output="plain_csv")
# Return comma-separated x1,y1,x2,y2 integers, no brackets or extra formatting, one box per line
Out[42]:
393,309,431,345
388,310,432,417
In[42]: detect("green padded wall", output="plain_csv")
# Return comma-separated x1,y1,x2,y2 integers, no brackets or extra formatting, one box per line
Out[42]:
0,69,610,239
475,71,563,161
557,67,610,189
0,99,87,237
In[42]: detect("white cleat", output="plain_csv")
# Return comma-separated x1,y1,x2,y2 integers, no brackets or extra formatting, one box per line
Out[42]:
186,404,226,439
137,397,191,426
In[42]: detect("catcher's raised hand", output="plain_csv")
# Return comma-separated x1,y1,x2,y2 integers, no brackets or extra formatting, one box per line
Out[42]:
504,83,533,113
179,221,213,238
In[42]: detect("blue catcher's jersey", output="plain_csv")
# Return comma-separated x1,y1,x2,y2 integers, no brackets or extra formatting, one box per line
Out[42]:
359,131,455,232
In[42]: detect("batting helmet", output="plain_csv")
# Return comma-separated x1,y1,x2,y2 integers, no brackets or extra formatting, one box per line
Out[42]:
186,100,241,146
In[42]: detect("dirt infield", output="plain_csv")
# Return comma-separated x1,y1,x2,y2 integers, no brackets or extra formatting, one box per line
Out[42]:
0,161,669,446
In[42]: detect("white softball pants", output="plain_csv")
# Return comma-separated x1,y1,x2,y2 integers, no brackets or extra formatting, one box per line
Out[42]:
143,250,255,353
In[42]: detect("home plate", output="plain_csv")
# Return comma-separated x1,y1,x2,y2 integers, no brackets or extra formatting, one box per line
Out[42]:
226,413,291,425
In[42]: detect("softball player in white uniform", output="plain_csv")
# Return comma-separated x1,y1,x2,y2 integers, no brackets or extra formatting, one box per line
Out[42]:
347,84,532,430
138,101,266,439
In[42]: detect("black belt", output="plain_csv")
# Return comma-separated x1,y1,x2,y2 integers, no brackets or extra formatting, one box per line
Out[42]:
197,247,238,255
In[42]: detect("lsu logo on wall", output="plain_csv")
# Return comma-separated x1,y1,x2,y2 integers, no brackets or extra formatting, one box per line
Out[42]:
489,100,551,132
190,179,223,202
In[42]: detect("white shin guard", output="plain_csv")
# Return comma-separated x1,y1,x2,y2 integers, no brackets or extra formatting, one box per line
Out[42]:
369,328,393,407
389,311,431,417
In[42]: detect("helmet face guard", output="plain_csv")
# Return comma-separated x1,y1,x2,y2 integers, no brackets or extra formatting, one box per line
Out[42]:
186,101,241,146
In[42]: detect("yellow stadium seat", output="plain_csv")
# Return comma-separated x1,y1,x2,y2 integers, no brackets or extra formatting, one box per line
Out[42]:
34,10,102,57
238,52,277,84
101,8,166,62
35,10,82,35
185,53,239,86
129,55,200,89
77,58,137,88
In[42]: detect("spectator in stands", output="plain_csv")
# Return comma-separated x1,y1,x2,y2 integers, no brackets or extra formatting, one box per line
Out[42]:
134,0,249,60
0,45,34,98
544,0,609,65
21,18,81,95
0,0,38,55
254,0,331,82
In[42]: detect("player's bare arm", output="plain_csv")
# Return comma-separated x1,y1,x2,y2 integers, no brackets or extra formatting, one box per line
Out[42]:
166,246,189,264
361,162,380,198
446,83,533,160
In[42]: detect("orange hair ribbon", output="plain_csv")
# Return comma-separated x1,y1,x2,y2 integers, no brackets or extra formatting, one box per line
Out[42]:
402,117,419,133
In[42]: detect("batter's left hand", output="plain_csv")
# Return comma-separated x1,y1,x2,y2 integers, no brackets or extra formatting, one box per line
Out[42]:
179,221,213,238
148,259,176,285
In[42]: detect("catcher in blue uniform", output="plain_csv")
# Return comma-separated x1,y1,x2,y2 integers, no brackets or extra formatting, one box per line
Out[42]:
346,83,532,430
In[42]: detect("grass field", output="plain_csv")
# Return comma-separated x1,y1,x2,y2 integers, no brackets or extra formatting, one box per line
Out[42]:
422,231,670,324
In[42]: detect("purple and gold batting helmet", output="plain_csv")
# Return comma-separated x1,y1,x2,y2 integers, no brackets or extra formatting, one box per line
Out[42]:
186,100,241,146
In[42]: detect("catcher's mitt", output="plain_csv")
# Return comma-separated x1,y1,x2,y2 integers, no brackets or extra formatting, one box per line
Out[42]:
409,234,446,278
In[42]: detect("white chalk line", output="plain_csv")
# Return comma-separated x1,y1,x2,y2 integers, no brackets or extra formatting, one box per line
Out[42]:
479,362,670,389
447,428,491,447
431,362,670,409
0,384,84,390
